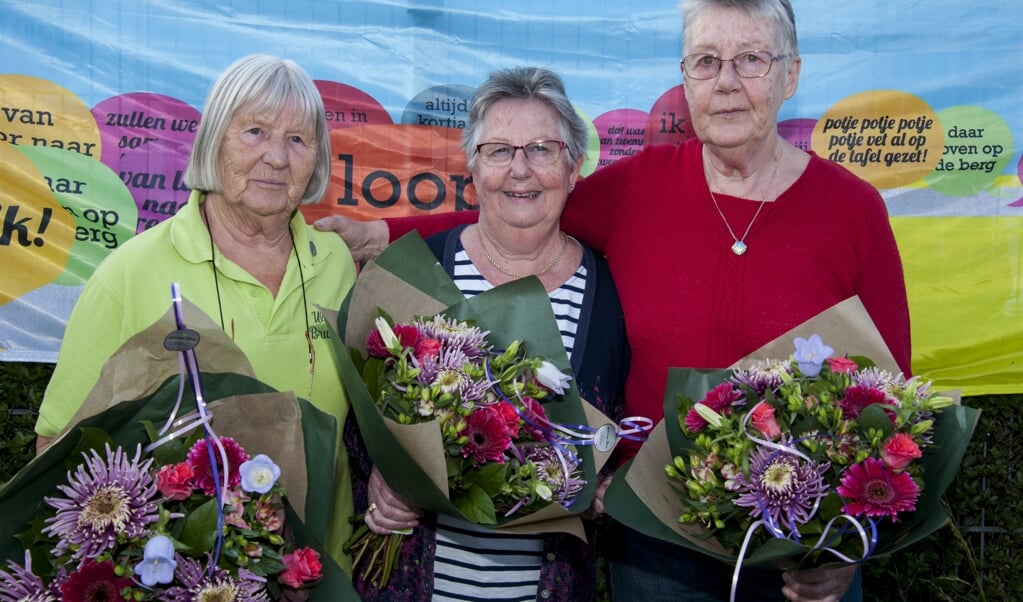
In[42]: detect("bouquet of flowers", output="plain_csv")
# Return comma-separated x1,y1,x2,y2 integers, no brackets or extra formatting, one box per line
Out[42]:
330,233,628,588
1,438,322,600
359,312,585,523
604,297,979,599
0,291,357,600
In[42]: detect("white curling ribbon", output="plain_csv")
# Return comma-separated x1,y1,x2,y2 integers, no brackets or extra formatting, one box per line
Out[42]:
727,401,877,602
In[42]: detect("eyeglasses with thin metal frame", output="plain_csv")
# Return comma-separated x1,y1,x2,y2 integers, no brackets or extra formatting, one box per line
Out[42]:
681,50,788,80
474,140,567,167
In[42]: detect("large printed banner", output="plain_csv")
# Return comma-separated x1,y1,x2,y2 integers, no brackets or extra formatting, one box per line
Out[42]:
1,1,1021,396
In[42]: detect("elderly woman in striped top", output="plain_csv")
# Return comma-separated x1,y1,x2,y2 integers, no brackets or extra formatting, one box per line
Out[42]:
343,66,629,601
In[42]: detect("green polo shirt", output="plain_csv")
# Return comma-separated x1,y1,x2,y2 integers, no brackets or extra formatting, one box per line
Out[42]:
37,189,357,571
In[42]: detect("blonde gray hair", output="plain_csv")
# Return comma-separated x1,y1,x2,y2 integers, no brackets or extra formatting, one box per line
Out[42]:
183,54,331,204
681,0,799,58
461,66,588,171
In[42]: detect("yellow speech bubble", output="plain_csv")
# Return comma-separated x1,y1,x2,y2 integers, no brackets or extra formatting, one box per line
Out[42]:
0,143,76,305
812,90,943,190
0,74,102,158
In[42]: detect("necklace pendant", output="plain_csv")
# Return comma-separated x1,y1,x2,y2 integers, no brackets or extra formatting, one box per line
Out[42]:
731,240,748,256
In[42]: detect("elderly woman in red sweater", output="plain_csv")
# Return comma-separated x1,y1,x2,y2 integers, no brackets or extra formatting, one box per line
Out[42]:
319,1,909,599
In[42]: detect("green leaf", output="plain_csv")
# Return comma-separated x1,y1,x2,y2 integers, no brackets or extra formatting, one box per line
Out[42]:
178,497,220,554
857,403,896,438
466,462,510,496
455,484,497,524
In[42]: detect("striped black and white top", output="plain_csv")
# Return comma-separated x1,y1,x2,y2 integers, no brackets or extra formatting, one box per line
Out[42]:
432,246,587,602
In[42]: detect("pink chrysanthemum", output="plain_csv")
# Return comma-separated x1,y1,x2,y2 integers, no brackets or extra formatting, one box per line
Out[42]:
43,444,159,562
59,560,133,602
839,385,896,421
186,437,249,496
733,445,830,530
461,405,512,464
685,382,742,433
838,457,920,521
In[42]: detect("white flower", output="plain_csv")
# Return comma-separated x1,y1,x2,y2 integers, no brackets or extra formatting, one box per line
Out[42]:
375,316,401,354
535,361,572,395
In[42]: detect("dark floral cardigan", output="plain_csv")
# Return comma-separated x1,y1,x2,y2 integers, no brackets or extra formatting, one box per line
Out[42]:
343,226,629,601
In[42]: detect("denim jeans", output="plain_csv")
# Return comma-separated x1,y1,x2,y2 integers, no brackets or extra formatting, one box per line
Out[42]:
608,523,863,602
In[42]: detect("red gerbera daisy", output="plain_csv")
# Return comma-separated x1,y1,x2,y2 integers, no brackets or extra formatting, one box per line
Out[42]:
461,405,512,464
837,457,920,521
685,382,741,433
186,437,249,496
60,559,133,602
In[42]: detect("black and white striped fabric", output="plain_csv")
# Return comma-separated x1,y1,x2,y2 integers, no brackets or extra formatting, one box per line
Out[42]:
432,248,587,601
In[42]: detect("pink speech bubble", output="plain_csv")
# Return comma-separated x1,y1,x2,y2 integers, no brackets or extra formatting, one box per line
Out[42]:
593,108,650,168
93,92,199,168
1012,153,1023,207
778,118,817,153
112,139,191,233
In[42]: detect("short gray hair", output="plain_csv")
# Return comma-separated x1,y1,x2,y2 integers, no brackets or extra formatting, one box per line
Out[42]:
461,66,588,171
681,0,799,58
184,54,331,204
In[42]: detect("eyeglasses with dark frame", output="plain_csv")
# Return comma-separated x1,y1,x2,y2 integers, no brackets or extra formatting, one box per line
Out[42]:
474,140,567,167
681,50,788,80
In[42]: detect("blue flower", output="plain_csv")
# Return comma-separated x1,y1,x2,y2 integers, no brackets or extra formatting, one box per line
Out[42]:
134,534,176,586
793,334,834,377
239,454,281,494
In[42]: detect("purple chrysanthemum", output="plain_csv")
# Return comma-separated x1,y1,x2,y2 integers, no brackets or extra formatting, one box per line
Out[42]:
162,555,269,602
415,346,492,401
524,444,584,505
414,315,491,359
850,367,902,398
731,359,791,396
43,444,159,562
733,445,830,531
0,555,58,602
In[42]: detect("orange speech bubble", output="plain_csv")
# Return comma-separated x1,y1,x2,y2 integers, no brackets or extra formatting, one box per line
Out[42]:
303,124,476,223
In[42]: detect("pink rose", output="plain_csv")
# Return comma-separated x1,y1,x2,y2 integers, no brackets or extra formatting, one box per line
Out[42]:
826,356,859,374
280,547,323,588
156,462,195,500
414,337,442,360
883,433,922,471
750,402,782,440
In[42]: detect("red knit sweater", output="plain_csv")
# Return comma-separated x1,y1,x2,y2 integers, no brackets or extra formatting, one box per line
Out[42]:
388,138,912,459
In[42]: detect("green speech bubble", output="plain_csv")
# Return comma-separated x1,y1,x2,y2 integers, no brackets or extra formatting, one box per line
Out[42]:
925,105,1014,197
19,146,138,286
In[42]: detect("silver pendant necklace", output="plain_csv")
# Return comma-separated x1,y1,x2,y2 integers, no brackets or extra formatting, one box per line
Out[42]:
705,148,780,256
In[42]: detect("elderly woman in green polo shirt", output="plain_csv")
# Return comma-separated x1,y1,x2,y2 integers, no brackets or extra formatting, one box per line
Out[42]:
34,54,358,572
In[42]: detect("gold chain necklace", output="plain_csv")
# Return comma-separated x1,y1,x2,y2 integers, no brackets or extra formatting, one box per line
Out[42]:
476,226,569,279
705,149,780,256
